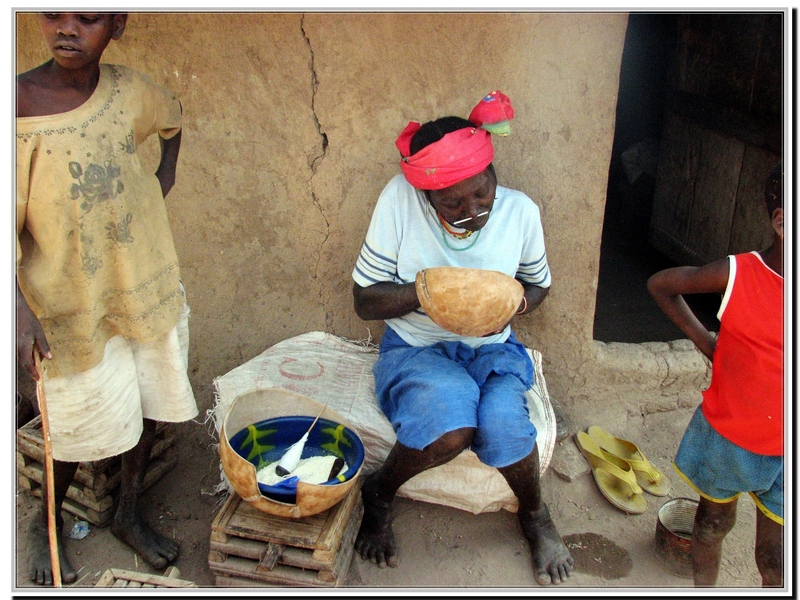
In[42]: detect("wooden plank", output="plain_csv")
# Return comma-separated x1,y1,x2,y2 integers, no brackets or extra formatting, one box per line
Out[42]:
256,543,283,573
314,478,361,555
209,554,323,587
210,534,273,562
323,498,362,583
81,441,177,499
279,544,335,572
685,128,744,262
19,447,176,510
210,535,330,573
212,492,328,549
215,574,283,588
209,493,241,543
94,569,116,587
24,451,177,528
18,417,115,476
313,496,363,566
162,566,181,579
17,435,107,490
16,415,44,445
225,500,327,548
28,485,115,527
729,145,779,255
18,417,173,474
96,566,195,588
18,461,114,512
107,568,196,587
651,111,702,256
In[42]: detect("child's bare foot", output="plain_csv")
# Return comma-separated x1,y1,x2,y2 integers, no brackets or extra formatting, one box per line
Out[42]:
354,475,398,568
518,504,574,585
28,517,77,586
111,512,179,569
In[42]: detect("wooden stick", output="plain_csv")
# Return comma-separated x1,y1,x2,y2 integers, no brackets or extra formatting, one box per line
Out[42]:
34,353,61,588
306,403,327,434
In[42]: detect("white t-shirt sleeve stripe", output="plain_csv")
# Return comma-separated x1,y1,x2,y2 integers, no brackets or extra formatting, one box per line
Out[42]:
352,177,405,287
516,254,550,286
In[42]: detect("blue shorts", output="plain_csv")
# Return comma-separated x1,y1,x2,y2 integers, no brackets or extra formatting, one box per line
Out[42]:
674,406,783,524
373,326,536,468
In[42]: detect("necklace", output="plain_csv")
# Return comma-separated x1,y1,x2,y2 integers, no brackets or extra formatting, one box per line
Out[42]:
438,212,474,239
436,214,482,251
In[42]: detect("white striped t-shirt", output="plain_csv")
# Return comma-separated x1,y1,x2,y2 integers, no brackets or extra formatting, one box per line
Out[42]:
353,174,551,348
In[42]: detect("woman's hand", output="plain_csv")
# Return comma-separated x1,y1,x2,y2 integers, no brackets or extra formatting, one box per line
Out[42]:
16,281,51,380
353,281,420,321
482,283,549,336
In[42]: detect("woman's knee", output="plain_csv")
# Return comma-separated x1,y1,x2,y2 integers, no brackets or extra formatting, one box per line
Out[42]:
426,427,475,459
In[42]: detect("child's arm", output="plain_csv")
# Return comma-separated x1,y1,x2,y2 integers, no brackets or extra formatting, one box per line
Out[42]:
16,279,52,380
155,128,181,198
647,258,729,361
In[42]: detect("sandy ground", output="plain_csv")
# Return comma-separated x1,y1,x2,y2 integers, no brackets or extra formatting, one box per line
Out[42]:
14,392,777,595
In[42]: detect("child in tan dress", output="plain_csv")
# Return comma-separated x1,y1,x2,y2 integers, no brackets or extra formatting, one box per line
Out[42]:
17,13,198,585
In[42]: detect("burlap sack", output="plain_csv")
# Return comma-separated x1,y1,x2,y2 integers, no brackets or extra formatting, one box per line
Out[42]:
212,331,556,514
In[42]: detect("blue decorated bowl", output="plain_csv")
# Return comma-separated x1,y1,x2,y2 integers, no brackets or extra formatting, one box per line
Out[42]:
228,415,365,504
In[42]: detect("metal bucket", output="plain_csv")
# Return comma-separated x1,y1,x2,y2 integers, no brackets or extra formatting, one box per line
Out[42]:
654,497,698,578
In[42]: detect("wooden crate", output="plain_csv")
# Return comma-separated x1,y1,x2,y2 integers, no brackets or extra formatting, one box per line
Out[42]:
17,416,177,527
208,479,363,587
95,566,197,588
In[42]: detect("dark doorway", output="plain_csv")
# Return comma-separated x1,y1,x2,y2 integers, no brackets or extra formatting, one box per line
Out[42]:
593,13,721,343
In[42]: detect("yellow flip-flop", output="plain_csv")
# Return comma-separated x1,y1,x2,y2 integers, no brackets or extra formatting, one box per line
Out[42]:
574,431,647,514
587,425,671,497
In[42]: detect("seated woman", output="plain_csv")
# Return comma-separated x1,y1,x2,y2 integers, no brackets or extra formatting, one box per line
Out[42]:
351,91,573,585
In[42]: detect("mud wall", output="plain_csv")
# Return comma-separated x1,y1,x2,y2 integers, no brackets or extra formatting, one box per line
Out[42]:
16,12,629,411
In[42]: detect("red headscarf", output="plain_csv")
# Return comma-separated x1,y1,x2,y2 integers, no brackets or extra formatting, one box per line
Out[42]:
395,90,514,190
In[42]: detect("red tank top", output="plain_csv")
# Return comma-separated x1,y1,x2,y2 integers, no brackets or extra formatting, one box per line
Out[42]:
701,252,784,455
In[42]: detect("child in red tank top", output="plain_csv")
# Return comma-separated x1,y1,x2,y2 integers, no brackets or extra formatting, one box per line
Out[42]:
648,162,784,588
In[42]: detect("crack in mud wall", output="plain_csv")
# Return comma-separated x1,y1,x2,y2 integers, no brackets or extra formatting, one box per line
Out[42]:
301,15,334,329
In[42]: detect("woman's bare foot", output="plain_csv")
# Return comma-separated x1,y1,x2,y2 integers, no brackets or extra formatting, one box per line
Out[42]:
111,512,179,569
28,516,77,586
354,476,398,568
518,504,574,585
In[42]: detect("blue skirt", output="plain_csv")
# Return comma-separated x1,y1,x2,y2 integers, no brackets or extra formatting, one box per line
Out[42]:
373,326,536,468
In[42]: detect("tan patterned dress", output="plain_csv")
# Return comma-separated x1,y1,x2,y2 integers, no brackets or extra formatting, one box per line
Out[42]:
17,64,184,379
17,64,198,461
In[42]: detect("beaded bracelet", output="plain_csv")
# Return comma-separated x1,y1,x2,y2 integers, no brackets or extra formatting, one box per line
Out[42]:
516,294,528,315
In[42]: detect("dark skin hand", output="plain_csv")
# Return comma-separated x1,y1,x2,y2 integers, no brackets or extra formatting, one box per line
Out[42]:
485,283,549,335
155,120,182,198
353,281,419,321
646,260,729,360
17,281,51,380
